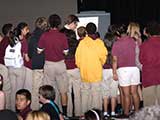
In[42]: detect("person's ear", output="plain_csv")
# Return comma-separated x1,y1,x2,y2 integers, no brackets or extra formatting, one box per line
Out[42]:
27,100,31,105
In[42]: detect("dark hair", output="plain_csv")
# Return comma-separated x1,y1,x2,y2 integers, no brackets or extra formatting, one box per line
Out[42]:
48,14,61,28
95,32,100,38
107,24,120,37
9,28,21,47
17,22,28,30
117,24,127,35
16,89,31,101
85,109,102,120
2,23,13,36
86,22,97,35
145,21,160,35
39,85,55,101
0,74,3,90
65,14,79,25
103,32,116,66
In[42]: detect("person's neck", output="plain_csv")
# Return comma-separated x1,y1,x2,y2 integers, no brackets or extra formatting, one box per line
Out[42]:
19,105,31,112
44,99,50,104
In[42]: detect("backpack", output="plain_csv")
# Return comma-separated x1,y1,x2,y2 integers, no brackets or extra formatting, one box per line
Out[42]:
4,41,23,68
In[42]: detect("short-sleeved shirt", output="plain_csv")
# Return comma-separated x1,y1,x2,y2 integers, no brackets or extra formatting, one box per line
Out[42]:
140,36,160,87
112,36,136,67
0,37,9,64
21,38,32,68
38,29,68,62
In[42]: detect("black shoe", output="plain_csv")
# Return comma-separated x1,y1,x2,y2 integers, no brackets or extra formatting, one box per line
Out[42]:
139,101,144,109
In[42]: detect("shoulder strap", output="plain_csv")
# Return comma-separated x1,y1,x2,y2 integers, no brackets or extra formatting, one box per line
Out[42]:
49,100,60,115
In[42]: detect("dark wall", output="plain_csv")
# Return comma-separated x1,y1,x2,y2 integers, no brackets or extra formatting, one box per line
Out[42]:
78,0,160,25
0,0,77,32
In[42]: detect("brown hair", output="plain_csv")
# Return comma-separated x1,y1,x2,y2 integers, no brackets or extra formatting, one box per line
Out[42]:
65,14,79,25
39,85,55,101
35,17,48,30
77,26,86,38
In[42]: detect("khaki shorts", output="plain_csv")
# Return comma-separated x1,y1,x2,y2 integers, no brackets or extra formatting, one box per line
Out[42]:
102,69,118,97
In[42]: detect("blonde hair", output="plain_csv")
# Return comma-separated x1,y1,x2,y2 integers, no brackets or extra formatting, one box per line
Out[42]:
26,111,50,120
127,22,141,38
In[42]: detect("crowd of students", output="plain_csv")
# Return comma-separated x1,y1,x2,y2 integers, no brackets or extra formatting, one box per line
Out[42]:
0,13,160,120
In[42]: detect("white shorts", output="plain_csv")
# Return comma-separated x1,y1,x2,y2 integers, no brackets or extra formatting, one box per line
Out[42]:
117,67,140,87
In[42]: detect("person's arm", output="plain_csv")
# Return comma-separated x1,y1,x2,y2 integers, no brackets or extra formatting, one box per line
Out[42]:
24,53,30,62
112,56,118,81
0,91,5,110
59,114,64,120
135,45,142,70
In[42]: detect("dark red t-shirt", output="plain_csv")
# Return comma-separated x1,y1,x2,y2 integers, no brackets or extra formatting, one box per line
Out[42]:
112,36,136,67
38,29,68,62
21,38,32,68
140,36,160,87
0,36,9,64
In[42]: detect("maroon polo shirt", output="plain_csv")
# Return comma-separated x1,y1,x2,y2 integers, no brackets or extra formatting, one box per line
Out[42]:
112,36,136,67
38,29,68,62
0,36,9,64
140,36,160,87
21,38,32,69
65,57,77,69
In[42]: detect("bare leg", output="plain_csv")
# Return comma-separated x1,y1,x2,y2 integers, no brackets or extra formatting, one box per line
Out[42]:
119,86,125,111
121,86,131,115
103,96,109,112
131,85,140,112
111,97,117,113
